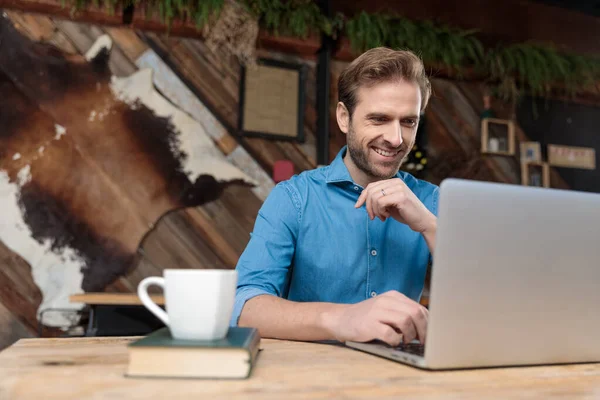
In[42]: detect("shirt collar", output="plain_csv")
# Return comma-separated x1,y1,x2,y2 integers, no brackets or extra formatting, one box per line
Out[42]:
325,146,354,184
325,145,403,185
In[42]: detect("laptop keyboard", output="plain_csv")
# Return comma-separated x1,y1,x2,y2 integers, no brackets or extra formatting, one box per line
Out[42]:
393,342,425,356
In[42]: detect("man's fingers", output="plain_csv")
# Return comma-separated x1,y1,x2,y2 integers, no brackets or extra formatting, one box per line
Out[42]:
400,317,419,344
355,188,367,208
377,292,429,343
364,191,371,219
355,181,386,209
356,180,409,223
356,181,383,208
366,188,375,220
412,307,428,344
376,324,404,347
379,311,418,344
419,306,429,344
372,190,384,221
380,208,390,222
375,193,398,221
420,305,429,322
397,304,428,344
372,184,397,221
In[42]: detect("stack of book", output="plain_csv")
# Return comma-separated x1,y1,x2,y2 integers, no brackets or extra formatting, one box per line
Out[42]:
126,326,261,379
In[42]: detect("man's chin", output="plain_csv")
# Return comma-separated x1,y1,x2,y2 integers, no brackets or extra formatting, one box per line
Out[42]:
351,150,404,180
369,165,402,180
381,159,404,173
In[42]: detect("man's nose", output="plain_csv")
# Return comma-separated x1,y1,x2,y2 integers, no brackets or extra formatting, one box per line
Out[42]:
383,122,403,148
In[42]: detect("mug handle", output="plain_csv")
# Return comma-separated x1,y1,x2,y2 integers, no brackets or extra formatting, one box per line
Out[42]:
137,277,169,326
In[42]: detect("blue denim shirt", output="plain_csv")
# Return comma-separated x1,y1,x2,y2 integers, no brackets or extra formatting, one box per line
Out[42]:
230,146,439,326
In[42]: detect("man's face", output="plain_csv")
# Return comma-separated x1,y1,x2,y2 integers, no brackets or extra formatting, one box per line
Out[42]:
338,79,422,182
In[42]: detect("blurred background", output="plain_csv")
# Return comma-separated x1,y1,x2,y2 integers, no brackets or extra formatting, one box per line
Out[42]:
0,0,598,349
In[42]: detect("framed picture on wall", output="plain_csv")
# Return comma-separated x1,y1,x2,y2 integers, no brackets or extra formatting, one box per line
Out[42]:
520,141,542,163
238,58,307,142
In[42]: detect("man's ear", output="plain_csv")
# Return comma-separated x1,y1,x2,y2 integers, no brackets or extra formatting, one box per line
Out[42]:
336,102,350,134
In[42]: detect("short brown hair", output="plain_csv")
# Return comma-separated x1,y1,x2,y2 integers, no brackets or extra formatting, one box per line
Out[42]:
338,47,431,117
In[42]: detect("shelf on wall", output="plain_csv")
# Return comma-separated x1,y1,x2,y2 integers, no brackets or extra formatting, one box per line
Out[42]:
480,118,516,156
521,161,550,188
481,150,514,156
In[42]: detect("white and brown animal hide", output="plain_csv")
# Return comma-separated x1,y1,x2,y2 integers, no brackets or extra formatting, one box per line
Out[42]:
0,16,254,327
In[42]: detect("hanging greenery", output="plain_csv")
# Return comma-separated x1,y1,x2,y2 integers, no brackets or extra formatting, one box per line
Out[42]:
343,11,600,102
244,0,342,39
345,12,484,74
484,43,600,101
61,0,600,102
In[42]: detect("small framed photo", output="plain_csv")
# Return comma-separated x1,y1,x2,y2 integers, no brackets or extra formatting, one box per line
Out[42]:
521,162,550,188
481,118,515,156
520,141,542,163
238,58,307,142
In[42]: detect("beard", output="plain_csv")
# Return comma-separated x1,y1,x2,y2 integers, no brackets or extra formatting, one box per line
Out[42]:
346,123,410,181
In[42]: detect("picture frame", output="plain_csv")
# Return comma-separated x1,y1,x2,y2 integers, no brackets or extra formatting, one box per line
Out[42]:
480,118,516,156
238,58,307,142
521,161,550,188
520,141,542,163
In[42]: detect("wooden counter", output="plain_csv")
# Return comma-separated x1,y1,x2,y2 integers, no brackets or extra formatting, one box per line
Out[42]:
1,336,599,399
70,293,165,306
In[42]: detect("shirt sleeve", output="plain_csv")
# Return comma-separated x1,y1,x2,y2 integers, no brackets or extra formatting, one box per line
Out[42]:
427,185,440,265
431,185,440,216
229,182,300,326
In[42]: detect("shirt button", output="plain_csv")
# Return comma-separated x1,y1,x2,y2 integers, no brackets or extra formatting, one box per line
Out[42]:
371,249,377,256
371,291,377,297
353,186,359,191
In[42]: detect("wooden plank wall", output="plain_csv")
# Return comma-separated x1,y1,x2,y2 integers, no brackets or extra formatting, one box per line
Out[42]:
0,241,38,349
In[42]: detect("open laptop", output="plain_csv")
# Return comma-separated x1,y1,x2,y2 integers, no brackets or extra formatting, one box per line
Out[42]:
346,178,600,370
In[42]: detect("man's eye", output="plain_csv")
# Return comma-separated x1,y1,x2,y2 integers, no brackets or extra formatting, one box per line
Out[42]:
403,119,417,127
372,117,387,123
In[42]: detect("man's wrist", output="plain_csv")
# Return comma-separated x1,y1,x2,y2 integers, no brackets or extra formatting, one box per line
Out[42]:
319,304,346,341
420,215,437,253
421,215,437,234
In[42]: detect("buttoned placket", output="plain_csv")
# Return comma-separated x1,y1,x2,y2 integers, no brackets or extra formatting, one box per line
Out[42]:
349,182,379,300
366,211,384,300
366,218,382,299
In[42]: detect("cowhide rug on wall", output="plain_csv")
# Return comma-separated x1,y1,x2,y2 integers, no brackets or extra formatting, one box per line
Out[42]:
0,16,255,328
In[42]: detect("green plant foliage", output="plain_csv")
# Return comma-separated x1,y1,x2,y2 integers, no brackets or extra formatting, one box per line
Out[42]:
62,0,225,24
484,43,600,102
142,0,225,27
345,12,484,74
244,0,328,38
61,0,600,102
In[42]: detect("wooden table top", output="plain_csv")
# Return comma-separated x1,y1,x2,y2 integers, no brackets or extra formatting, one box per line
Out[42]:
70,293,165,306
1,336,599,399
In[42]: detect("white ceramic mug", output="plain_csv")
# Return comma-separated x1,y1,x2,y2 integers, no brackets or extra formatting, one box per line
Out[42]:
137,269,237,340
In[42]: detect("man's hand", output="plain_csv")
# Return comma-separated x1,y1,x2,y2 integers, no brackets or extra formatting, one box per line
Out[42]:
323,291,428,346
355,178,435,233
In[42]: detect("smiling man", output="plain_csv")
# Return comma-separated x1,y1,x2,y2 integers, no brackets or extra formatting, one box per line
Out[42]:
231,47,438,347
